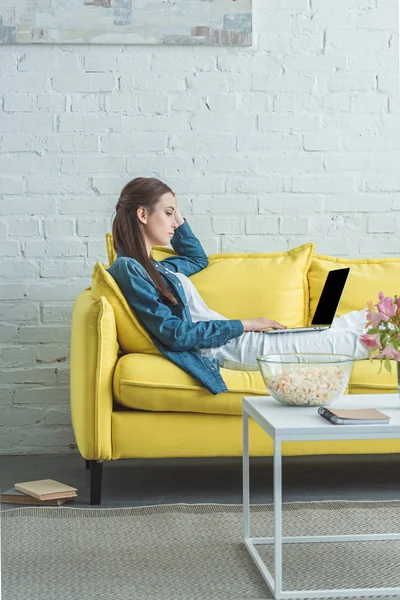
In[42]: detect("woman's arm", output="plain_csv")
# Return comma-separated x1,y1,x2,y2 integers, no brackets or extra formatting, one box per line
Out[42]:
113,259,244,352
158,217,209,277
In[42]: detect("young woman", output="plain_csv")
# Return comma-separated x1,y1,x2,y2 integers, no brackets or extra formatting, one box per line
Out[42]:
107,177,369,396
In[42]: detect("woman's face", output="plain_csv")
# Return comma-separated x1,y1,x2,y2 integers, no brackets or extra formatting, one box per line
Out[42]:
139,192,179,250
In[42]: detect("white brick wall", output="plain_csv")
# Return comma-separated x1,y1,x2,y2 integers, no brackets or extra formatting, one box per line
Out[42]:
0,0,399,454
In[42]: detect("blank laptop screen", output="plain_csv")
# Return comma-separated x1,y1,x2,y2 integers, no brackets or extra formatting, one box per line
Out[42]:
311,268,350,326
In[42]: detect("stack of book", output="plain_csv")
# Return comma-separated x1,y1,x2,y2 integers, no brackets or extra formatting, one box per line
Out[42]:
1,479,78,505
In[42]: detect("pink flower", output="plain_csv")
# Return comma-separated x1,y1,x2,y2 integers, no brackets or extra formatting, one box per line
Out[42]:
360,333,382,350
362,292,400,364
375,344,400,361
377,291,397,318
366,309,388,327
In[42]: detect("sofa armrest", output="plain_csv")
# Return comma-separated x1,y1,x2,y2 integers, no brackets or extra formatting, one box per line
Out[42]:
70,289,119,461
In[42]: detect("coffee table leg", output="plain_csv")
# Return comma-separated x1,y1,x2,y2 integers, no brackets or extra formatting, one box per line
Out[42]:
243,409,250,541
274,436,283,599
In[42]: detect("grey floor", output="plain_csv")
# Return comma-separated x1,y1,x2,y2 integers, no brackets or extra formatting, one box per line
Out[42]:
1,453,400,511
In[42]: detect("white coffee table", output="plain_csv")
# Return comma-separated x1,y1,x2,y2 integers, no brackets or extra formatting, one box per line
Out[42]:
242,393,400,599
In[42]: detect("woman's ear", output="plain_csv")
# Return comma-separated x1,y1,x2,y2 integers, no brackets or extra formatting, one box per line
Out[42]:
137,206,147,225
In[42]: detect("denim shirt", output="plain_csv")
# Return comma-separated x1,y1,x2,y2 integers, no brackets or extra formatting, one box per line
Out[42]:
106,219,244,395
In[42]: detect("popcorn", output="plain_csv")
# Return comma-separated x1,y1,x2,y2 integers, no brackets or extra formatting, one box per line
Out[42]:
265,365,350,406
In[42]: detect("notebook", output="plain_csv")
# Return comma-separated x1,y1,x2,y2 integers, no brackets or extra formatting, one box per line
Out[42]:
318,407,391,425
14,479,78,500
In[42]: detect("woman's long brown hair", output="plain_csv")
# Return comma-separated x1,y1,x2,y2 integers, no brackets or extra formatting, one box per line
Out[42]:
112,177,179,306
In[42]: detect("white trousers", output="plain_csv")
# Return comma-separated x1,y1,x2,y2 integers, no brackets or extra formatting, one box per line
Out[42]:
197,309,370,371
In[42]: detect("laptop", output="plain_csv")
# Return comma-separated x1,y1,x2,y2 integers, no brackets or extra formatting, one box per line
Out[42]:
263,267,350,334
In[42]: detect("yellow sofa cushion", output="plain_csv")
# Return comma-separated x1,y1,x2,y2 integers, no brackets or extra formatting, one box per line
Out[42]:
97,237,185,354
349,359,397,393
308,254,400,318
91,262,163,356
105,232,117,266
103,234,315,347
113,352,397,415
187,242,315,326
113,353,269,415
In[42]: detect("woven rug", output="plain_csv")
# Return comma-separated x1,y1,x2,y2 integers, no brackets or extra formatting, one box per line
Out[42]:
2,500,400,600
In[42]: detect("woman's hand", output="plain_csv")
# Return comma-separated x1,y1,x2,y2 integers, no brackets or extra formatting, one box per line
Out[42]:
240,318,287,332
174,208,185,227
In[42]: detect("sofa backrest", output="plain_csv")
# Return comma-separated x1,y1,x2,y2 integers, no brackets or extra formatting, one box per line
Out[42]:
101,233,400,352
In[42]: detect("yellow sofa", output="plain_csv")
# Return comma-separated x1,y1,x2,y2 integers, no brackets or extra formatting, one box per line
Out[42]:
70,236,400,504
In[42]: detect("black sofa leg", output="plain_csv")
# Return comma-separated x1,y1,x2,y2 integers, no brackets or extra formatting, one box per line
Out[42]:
90,460,103,505
85,460,90,470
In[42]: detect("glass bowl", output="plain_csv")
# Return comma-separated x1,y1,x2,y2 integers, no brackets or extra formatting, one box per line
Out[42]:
256,353,357,407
